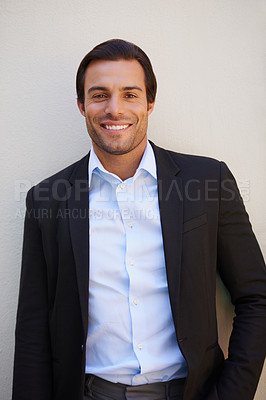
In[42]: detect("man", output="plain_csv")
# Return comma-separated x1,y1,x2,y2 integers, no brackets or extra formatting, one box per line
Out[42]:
13,39,266,400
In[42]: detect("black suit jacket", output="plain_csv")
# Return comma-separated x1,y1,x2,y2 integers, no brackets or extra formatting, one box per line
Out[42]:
13,142,266,400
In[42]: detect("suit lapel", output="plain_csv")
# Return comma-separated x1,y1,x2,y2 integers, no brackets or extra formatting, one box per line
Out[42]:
151,142,183,326
67,153,90,337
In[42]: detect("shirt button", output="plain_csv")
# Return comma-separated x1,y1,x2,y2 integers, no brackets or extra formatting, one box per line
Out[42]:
129,260,134,266
128,222,133,228
133,299,138,305
120,184,126,189
137,344,143,350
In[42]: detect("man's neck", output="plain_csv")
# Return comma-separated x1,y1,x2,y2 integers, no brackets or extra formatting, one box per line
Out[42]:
92,139,147,181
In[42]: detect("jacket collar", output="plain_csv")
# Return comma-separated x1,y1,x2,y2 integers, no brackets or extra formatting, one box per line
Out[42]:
150,141,183,330
150,140,181,177
67,153,90,339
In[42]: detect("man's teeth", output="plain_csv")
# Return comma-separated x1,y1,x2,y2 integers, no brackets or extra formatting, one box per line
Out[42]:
104,124,129,130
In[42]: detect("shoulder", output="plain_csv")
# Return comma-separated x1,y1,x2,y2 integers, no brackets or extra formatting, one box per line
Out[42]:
34,153,89,189
26,153,90,206
150,141,223,179
38,153,89,186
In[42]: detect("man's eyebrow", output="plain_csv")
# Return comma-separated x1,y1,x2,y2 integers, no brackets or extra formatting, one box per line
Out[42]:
87,86,108,94
120,86,143,92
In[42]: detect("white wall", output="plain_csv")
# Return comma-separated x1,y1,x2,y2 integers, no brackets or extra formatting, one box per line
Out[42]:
1,1,265,398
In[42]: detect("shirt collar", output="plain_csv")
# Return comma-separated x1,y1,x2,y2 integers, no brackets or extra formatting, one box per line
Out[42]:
88,141,157,187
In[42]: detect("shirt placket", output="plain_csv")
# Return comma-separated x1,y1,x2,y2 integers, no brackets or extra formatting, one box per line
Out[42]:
116,180,146,383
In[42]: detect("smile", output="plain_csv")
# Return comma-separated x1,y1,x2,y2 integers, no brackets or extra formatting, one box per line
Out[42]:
101,124,131,131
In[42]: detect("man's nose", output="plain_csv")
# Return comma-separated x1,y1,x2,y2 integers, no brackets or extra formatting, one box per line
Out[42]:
104,95,123,116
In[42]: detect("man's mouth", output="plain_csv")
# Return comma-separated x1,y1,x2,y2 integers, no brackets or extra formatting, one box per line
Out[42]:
101,123,132,131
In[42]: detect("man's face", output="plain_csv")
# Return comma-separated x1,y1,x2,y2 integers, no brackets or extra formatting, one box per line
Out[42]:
78,59,154,156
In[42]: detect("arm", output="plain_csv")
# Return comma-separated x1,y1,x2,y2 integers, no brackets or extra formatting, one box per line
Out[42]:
215,162,266,399
12,188,53,400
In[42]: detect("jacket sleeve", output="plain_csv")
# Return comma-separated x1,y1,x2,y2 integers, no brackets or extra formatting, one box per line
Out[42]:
214,162,266,399
12,188,53,400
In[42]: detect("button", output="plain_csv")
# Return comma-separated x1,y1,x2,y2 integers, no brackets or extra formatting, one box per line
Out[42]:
137,344,143,350
129,260,134,266
128,222,133,228
133,299,138,305
120,184,126,189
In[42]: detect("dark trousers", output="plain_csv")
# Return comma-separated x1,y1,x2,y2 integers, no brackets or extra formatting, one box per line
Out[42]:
84,374,185,400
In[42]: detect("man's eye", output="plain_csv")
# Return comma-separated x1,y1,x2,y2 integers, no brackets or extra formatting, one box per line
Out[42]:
93,94,106,99
125,93,136,98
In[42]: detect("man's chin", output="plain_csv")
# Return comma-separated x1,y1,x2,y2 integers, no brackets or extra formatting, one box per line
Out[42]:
99,145,132,156
91,133,147,157
92,139,135,156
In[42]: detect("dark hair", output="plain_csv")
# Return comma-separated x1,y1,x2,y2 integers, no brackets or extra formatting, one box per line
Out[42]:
76,39,157,105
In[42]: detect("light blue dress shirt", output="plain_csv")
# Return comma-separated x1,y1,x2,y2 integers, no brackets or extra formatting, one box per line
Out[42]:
85,142,187,385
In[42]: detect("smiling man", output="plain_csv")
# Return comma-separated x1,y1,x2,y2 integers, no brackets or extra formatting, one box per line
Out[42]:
13,39,266,400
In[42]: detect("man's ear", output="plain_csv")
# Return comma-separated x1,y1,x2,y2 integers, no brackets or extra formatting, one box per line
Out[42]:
77,99,85,116
147,100,155,116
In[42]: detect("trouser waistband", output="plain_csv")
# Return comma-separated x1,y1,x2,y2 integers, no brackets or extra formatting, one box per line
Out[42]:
84,374,186,400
